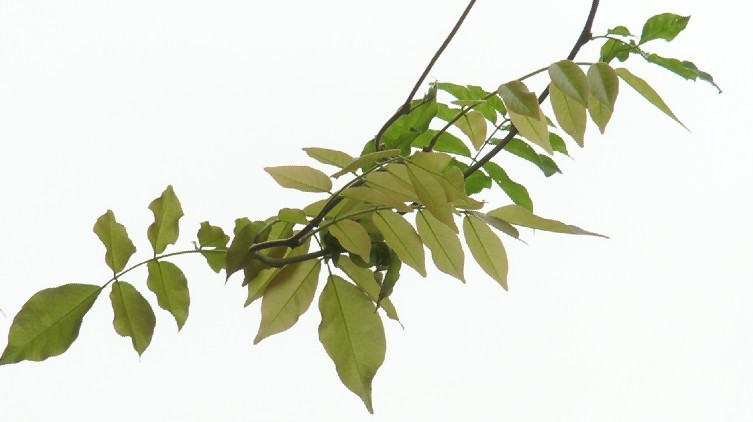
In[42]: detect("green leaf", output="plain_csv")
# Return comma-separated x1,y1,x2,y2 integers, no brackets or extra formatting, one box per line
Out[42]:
497,80,540,118
147,261,190,330
588,93,613,134
483,162,533,211
378,250,401,306
364,164,419,203
147,185,184,254
277,208,308,225
329,219,372,262
245,240,311,306
406,163,457,232
463,215,509,290
319,275,386,414
454,110,487,150
197,222,229,273
608,25,631,36
646,54,698,79
411,130,471,157
681,61,722,93
549,83,587,146
640,13,690,44
615,67,687,130
93,210,137,273
509,108,551,154
587,63,619,133
225,220,265,279
487,204,608,237
464,169,492,195
0,284,101,365
254,259,321,344
415,211,465,282
549,132,569,156
265,166,333,193
548,60,590,106
331,149,400,179
303,147,354,168
110,281,156,356
471,211,521,241
373,210,426,277
336,256,399,322
467,85,501,122
341,186,412,213
503,138,561,177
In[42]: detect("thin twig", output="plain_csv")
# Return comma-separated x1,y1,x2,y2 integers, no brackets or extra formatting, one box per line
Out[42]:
373,0,477,151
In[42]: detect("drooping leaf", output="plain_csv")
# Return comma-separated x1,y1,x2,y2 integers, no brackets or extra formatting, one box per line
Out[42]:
319,275,386,414
197,222,229,273
331,150,400,179
549,133,569,156
509,108,552,154
483,162,533,211
329,219,372,262
225,220,265,279
0,284,101,365
464,169,493,195
640,13,690,44
373,210,426,277
364,165,418,203
378,250,401,306
340,186,412,213
245,240,311,306
503,138,561,176
497,80,540,118
608,25,631,36
588,93,613,134
415,211,464,282
336,256,399,321
454,110,487,150
615,67,687,130
93,210,137,273
147,185,184,254
600,38,634,63
147,260,190,330
548,60,590,106
303,147,354,169
463,215,509,290
411,130,471,157
265,166,333,193
471,211,521,241
549,83,587,146
254,259,321,344
277,208,308,225
110,281,156,356
646,54,698,79
406,163,457,232
487,204,607,237
587,63,619,133
681,61,722,93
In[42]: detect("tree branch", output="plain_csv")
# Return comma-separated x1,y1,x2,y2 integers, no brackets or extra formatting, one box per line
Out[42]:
463,0,600,178
373,0,477,151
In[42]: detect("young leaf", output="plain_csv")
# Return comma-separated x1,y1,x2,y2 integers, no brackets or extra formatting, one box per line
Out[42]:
548,60,590,106
265,166,333,193
640,13,690,44
319,275,386,414
147,261,190,330
616,67,687,130
487,204,607,237
587,63,619,133
147,185,184,254
336,256,399,321
549,82,587,146
254,259,321,344
329,219,372,263
497,80,540,118
93,210,137,273
330,149,400,179
454,110,487,150
646,54,698,80
549,133,569,156
588,93,613,134
483,162,534,211
0,284,101,365
463,215,509,290
600,38,633,63
415,211,465,282
303,147,354,168
373,210,426,277
110,281,156,356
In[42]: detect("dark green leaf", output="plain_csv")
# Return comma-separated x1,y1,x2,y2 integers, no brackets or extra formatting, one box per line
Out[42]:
483,162,533,211
0,284,101,365
464,169,492,195
110,281,156,356
93,210,137,273
147,185,184,254
503,138,561,177
640,13,690,44
549,132,569,156
147,261,190,330
378,250,401,306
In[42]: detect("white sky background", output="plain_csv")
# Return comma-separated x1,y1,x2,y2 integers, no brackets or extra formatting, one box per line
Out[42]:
1,0,751,420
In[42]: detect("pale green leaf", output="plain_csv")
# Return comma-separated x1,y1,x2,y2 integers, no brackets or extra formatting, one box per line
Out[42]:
0,284,101,365
254,259,320,344
93,210,136,273
406,164,457,232
463,215,509,290
329,219,372,262
415,211,464,282
341,186,412,213
373,210,426,276
336,256,399,322
245,240,311,306
509,108,552,154
588,93,613,134
147,261,190,330
487,204,608,237
319,275,386,414
331,149,400,179
147,185,184,254
225,220,265,279
110,281,155,356
278,208,308,225
616,67,687,130
548,60,590,106
303,147,354,168
549,82,587,146
497,80,540,118
454,110,487,150
197,222,229,273
640,13,690,44
471,211,521,241
364,166,418,203
265,165,333,193
587,63,619,108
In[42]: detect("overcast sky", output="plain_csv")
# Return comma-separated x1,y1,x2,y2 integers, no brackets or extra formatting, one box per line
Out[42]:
1,1,751,420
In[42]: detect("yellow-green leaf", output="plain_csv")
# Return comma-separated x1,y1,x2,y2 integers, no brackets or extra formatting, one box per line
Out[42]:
454,110,487,150
471,211,521,241
616,67,687,130
340,186,412,213
336,256,399,322
415,211,464,282
587,63,619,133
254,259,321,344
497,80,540,118
319,275,386,414
265,165,333,193
364,167,418,203
93,210,136,273
303,147,354,168
549,82,586,146
463,215,508,290
225,220,265,279
373,210,426,277
110,281,156,356
509,108,552,154
548,60,590,106
406,164,457,232
331,149,400,179
147,261,190,330
329,219,372,262
278,208,308,225
245,240,311,306
487,204,608,237
588,93,613,134
0,284,101,365
147,185,184,254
